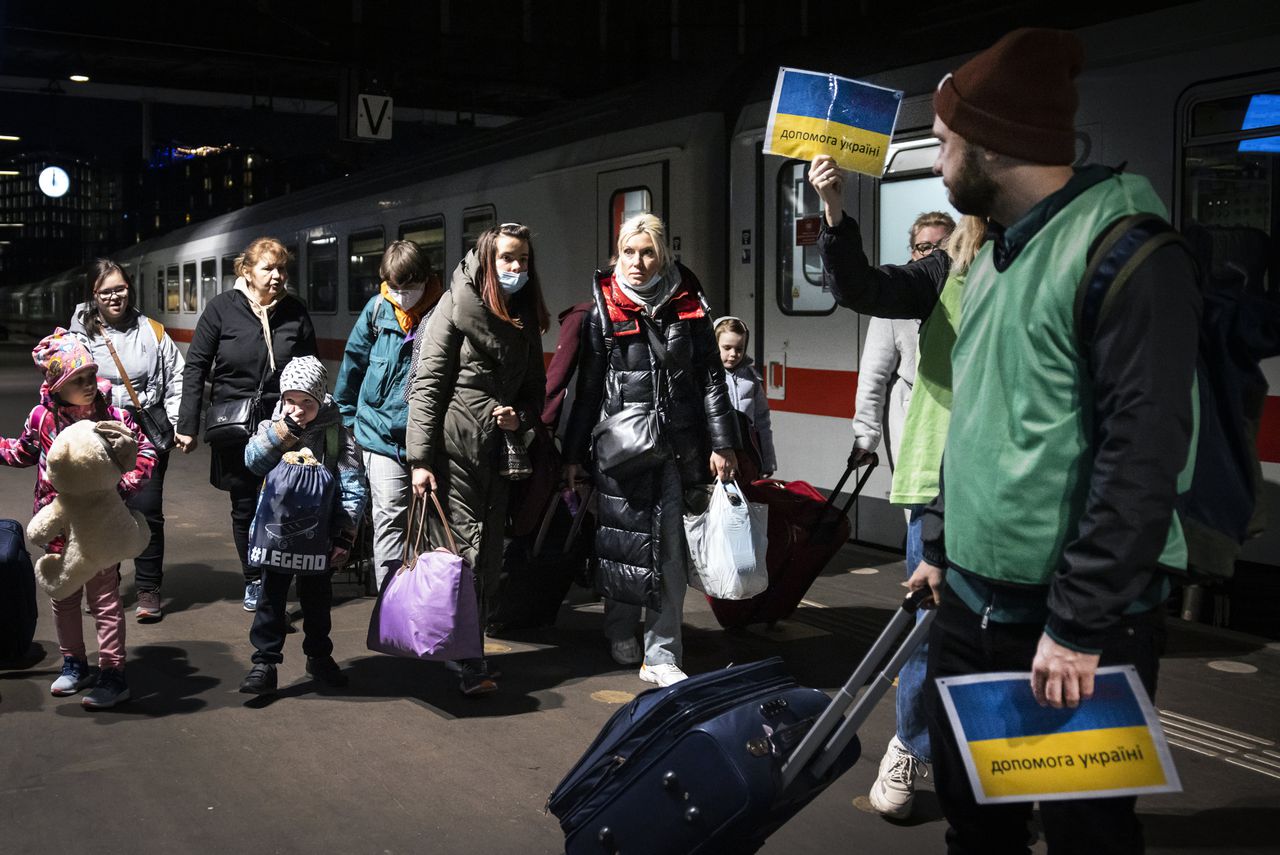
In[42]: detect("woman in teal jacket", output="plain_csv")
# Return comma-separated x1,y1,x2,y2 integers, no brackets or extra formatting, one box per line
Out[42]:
334,240,443,589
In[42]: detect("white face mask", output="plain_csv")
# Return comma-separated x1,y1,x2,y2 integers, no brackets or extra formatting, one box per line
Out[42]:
388,285,424,308
498,270,528,294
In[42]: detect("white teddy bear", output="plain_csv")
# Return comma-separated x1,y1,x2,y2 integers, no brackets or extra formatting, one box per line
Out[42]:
26,419,150,600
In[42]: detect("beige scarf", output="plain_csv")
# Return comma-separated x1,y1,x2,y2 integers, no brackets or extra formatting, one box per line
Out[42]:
234,277,278,372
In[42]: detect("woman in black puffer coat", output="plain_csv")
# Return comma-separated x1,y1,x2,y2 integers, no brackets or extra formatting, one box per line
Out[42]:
564,214,739,688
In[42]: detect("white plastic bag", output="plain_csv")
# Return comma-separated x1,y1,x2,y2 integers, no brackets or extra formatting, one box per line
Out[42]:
685,481,768,600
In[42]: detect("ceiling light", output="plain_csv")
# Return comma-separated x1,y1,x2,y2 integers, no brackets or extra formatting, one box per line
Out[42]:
69,74,90,83
0,223,25,227
0,170,18,176
0,135,19,142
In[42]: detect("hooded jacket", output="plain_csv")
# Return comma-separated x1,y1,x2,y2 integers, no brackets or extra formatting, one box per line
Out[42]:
563,265,739,608
69,305,185,429
723,356,776,473
405,251,547,594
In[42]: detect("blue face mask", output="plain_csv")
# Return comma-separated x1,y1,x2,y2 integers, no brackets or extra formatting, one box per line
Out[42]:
498,269,528,294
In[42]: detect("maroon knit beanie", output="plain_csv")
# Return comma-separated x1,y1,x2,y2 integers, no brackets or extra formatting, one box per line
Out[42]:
933,28,1084,165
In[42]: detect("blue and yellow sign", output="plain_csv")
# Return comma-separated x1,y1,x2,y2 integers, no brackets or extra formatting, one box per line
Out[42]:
936,667,1181,804
763,68,903,176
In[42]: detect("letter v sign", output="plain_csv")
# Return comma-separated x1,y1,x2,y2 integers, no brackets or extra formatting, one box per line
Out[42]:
357,94,393,140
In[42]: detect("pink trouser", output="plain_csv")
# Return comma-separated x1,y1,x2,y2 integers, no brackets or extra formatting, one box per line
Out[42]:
51,565,126,670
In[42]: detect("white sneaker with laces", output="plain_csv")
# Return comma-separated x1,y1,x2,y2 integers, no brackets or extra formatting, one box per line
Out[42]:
638,663,688,687
868,735,927,818
609,638,642,665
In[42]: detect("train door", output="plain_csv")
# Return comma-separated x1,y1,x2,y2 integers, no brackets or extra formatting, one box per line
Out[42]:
596,162,667,268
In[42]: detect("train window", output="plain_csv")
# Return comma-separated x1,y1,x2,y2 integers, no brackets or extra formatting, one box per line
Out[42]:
878,177,958,266
182,262,197,313
166,265,180,313
610,188,652,246
200,258,216,309
155,268,165,312
221,253,237,293
462,206,496,255
284,244,298,288
399,216,446,281
347,229,385,312
776,161,834,315
307,235,339,313
1181,80,1280,294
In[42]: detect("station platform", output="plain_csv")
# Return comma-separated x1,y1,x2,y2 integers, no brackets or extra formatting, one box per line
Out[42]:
0,353,1277,855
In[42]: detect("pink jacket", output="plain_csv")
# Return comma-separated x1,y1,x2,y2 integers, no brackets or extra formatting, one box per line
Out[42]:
0,378,157,519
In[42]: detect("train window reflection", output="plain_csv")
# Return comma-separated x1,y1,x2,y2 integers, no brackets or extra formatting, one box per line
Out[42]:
777,160,834,315
166,265,179,313
610,188,652,247
155,268,165,312
462,205,496,255
1182,79,1279,295
200,258,216,309
307,235,339,314
348,228,384,312
399,216,446,281
182,262,197,313
221,254,237,293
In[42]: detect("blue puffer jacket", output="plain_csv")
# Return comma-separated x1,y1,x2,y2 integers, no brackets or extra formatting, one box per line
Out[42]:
334,295,419,462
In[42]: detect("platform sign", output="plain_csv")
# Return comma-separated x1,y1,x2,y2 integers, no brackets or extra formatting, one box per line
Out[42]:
936,666,1181,804
763,67,902,177
357,93,393,140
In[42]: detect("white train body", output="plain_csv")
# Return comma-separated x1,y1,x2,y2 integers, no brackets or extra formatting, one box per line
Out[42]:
10,0,1279,566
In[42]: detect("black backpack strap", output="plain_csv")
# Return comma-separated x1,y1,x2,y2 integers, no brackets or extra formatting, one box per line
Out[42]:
1075,213,1187,349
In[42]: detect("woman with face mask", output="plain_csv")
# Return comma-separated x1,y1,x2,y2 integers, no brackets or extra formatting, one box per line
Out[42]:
562,214,739,688
406,223,549,696
176,237,318,613
335,240,444,592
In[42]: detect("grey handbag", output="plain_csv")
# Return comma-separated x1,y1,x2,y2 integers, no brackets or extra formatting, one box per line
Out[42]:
591,403,665,478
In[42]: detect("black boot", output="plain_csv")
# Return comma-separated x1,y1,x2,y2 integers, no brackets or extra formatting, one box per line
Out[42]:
239,663,278,695
305,656,348,688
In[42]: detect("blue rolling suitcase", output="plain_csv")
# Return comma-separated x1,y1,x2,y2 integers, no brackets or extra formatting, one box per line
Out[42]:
548,590,935,854
0,519,38,665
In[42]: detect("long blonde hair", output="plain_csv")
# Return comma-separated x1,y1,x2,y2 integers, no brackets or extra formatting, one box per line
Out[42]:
946,216,988,275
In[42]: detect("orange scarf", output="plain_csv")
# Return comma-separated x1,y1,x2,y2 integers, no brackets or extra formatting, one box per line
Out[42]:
380,277,440,333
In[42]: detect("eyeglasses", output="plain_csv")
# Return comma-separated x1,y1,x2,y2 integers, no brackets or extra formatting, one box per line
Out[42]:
95,286,129,299
911,241,945,256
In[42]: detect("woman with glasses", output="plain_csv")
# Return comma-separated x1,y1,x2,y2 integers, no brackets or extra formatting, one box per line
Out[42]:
406,223,549,696
69,259,185,622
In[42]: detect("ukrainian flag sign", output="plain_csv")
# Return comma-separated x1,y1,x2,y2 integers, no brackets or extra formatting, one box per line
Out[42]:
937,667,1181,804
763,67,903,176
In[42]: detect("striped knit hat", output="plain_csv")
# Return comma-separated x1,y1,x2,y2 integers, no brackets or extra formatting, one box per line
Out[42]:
32,327,97,393
279,356,327,404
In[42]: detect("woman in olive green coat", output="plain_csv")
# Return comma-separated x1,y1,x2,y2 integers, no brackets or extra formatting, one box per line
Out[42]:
406,223,549,695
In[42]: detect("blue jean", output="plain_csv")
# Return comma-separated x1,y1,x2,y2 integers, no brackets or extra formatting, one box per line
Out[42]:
898,505,931,763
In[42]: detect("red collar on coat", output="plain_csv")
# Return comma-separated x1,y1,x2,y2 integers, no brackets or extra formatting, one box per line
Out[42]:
600,273,705,335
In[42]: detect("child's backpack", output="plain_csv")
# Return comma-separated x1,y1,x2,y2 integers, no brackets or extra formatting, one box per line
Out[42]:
247,426,341,575
1076,213,1280,581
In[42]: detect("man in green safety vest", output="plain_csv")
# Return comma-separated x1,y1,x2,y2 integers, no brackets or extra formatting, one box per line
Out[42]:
909,28,1201,854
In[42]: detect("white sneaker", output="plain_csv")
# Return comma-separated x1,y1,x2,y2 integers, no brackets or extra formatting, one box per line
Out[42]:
868,735,927,818
610,638,643,665
638,663,688,687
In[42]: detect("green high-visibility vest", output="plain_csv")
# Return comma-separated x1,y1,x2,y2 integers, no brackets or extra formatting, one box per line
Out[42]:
944,173,1190,584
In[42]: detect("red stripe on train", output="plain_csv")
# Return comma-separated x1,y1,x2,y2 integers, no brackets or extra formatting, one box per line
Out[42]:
168,330,1280,464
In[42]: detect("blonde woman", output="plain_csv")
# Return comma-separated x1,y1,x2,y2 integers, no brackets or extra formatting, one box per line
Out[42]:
176,237,317,611
812,150,988,822
563,214,739,688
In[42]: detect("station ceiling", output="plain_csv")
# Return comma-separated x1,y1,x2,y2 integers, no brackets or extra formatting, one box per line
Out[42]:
2,0,1190,121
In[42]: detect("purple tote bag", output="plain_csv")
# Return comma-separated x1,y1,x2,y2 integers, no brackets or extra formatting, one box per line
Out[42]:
366,492,483,661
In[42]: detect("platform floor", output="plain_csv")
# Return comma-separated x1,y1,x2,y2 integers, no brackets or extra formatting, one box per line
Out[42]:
1,355,1277,855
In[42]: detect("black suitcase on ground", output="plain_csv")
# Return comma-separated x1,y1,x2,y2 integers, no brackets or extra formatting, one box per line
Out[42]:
487,489,594,635
0,519,38,665
549,590,935,854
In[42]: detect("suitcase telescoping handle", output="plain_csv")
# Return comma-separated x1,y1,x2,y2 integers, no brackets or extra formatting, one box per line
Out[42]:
779,588,937,792
813,450,878,540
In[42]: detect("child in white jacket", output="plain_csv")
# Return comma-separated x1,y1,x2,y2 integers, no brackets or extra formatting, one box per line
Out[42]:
713,317,776,477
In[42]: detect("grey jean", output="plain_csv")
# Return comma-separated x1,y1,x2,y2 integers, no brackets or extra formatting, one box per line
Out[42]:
362,450,413,590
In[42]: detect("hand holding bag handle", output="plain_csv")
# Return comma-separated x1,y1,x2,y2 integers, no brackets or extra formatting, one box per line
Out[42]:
400,489,461,571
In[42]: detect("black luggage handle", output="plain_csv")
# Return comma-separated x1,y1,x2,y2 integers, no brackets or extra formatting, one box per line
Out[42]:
812,451,878,541
780,588,936,793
